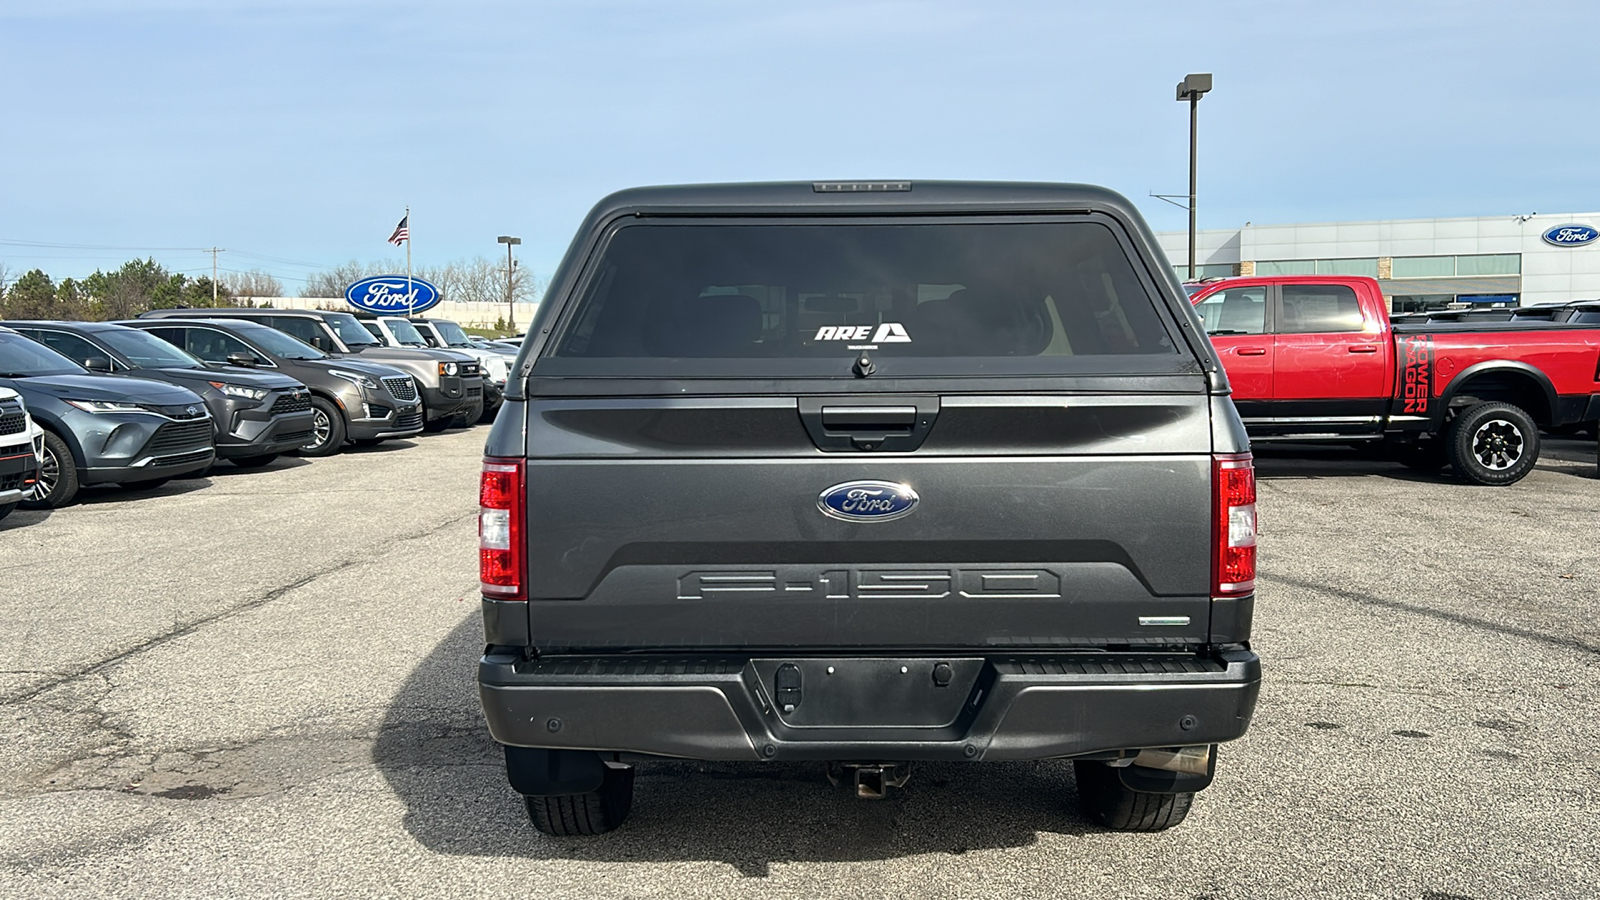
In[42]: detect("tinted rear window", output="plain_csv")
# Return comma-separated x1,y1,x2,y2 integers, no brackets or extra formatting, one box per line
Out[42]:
543,219,1183,377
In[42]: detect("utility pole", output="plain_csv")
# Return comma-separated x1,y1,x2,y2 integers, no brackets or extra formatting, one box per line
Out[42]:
497,235,522,332
208,247,224,303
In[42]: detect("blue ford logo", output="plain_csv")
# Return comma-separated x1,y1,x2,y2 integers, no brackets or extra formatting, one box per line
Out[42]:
344,275,442,313
818,480,919,522
1541,224,1599,247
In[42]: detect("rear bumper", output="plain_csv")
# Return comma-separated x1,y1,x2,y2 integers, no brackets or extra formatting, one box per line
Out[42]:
479,648,1260,762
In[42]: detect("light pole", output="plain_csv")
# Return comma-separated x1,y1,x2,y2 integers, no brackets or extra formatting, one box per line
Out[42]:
497,235,521,332
1176,73,1212,280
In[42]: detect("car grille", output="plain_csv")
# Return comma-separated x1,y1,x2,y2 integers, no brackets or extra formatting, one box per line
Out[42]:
143,420,214,457
139,403,208,420
382,377,417,402
466,384,482,398
270,392,312,415
151,448,213,469
0,410,23,436
279,429,313,444
1,471,25,492
395,411,424,431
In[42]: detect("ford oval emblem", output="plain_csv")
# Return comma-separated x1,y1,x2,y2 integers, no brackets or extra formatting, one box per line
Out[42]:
1541,224,1599,247
344,274,442,314
818,480,919,522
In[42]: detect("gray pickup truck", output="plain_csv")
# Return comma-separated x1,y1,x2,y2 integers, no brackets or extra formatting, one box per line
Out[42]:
477,181,1262,836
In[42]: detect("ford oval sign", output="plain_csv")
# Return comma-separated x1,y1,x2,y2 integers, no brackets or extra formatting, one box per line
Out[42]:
818,480,919,522
1541,224,1599,247
344,275,442,314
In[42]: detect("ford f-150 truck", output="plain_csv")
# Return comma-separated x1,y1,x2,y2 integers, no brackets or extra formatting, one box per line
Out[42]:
1189,275,1600,485
477,181,1262,836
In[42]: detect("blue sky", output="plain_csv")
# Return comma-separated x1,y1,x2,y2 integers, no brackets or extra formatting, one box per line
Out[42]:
2,0,1596,295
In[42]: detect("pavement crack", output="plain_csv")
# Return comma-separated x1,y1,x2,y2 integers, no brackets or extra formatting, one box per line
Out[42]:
1260,572,1600,657
1,510,474,708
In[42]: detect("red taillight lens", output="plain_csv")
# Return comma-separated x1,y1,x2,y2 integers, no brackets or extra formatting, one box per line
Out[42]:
480,457,525,600
1213,453,1257,597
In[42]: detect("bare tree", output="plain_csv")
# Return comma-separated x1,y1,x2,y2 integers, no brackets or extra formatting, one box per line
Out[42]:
221,269,283,299
300,256,539,305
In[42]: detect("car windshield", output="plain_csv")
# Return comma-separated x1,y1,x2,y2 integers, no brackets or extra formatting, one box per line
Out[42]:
383,317,430,347
434,320,471,346
237,323,329,359
323,313,381,347
0,330,88,376
96,327,206,369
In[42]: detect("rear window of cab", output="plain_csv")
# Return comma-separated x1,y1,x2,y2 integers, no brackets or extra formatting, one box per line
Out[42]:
538,217,1194,378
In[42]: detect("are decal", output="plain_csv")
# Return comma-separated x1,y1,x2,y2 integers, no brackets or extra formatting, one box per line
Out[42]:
813,322,912,343
1398,334,1434,414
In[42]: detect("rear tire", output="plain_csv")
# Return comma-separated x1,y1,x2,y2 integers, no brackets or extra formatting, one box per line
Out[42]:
230,454,277,468
21,430,79,509
1073,761,1194,832
523,765,635,836
1446,401,1539,486
300,398,346,457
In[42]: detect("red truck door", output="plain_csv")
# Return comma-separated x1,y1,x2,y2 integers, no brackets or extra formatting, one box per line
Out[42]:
1271,281,1390,423
1193,283,1273,409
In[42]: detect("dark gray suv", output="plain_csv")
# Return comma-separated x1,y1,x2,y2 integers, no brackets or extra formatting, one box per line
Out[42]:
0,326,214,507
5,321,316,469
477,181,1261,837
123,319,423,455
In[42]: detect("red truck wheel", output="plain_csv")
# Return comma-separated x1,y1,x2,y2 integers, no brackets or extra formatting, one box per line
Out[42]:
1446,402,1540,486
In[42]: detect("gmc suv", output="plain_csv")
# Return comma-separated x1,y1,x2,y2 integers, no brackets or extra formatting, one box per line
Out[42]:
476,182,1262,836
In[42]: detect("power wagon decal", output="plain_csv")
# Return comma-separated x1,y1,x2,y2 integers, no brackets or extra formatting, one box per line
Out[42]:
1397,334,1434,414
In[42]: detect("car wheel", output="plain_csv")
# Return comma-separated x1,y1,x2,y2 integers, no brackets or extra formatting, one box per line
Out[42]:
1073,760,1194,832
523,765,635,836
21,431,79,509
300,398,346,457
1446,401,1540,486
231,454,277,468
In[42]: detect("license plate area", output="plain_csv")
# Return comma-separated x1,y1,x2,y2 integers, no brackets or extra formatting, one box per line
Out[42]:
749,658,986,728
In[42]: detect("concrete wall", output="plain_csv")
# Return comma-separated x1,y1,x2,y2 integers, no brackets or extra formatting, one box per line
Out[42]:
1155,213,1600,305
232,297,538,330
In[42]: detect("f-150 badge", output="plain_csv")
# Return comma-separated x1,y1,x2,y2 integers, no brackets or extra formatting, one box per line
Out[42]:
818,480,918,522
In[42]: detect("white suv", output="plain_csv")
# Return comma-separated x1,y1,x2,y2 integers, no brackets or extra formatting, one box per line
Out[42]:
0,385,43,522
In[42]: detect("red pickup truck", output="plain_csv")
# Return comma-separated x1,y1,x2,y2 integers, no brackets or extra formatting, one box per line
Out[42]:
1189,275,1600,485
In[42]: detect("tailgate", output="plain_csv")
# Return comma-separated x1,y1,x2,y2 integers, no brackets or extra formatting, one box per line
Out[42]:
522,391,1214,651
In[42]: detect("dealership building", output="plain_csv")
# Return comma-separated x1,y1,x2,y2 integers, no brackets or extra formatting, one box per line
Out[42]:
1155,213,1600,312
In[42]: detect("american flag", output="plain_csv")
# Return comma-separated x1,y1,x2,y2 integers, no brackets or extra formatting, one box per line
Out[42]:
387,215,409,246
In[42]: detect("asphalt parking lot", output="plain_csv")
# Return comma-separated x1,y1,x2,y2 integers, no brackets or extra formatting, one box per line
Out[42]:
1,430,1597,899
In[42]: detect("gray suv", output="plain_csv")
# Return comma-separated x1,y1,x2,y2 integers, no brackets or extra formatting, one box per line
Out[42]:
138,308,479,430
5,321,316,469
0,326,214,507
123,319,423,455
477,181,1262,837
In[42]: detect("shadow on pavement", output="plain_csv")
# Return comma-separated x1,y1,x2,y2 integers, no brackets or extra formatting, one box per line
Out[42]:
373,616,1095,876
1253,438,1599,482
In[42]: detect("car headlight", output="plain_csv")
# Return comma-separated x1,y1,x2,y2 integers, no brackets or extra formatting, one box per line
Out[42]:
329,369,380,391
438,361,458,377
66,399,146,414
208,381,268,401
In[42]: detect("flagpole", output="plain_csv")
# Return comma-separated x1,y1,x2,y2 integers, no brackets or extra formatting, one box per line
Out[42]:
405,205,414,319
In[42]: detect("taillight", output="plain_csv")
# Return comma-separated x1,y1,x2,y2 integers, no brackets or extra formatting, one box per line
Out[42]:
1213,453,1257,597
480,457,526,600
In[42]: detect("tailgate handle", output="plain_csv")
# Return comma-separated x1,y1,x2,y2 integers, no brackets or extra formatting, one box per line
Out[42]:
798,396,940,453
821,406,917,430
